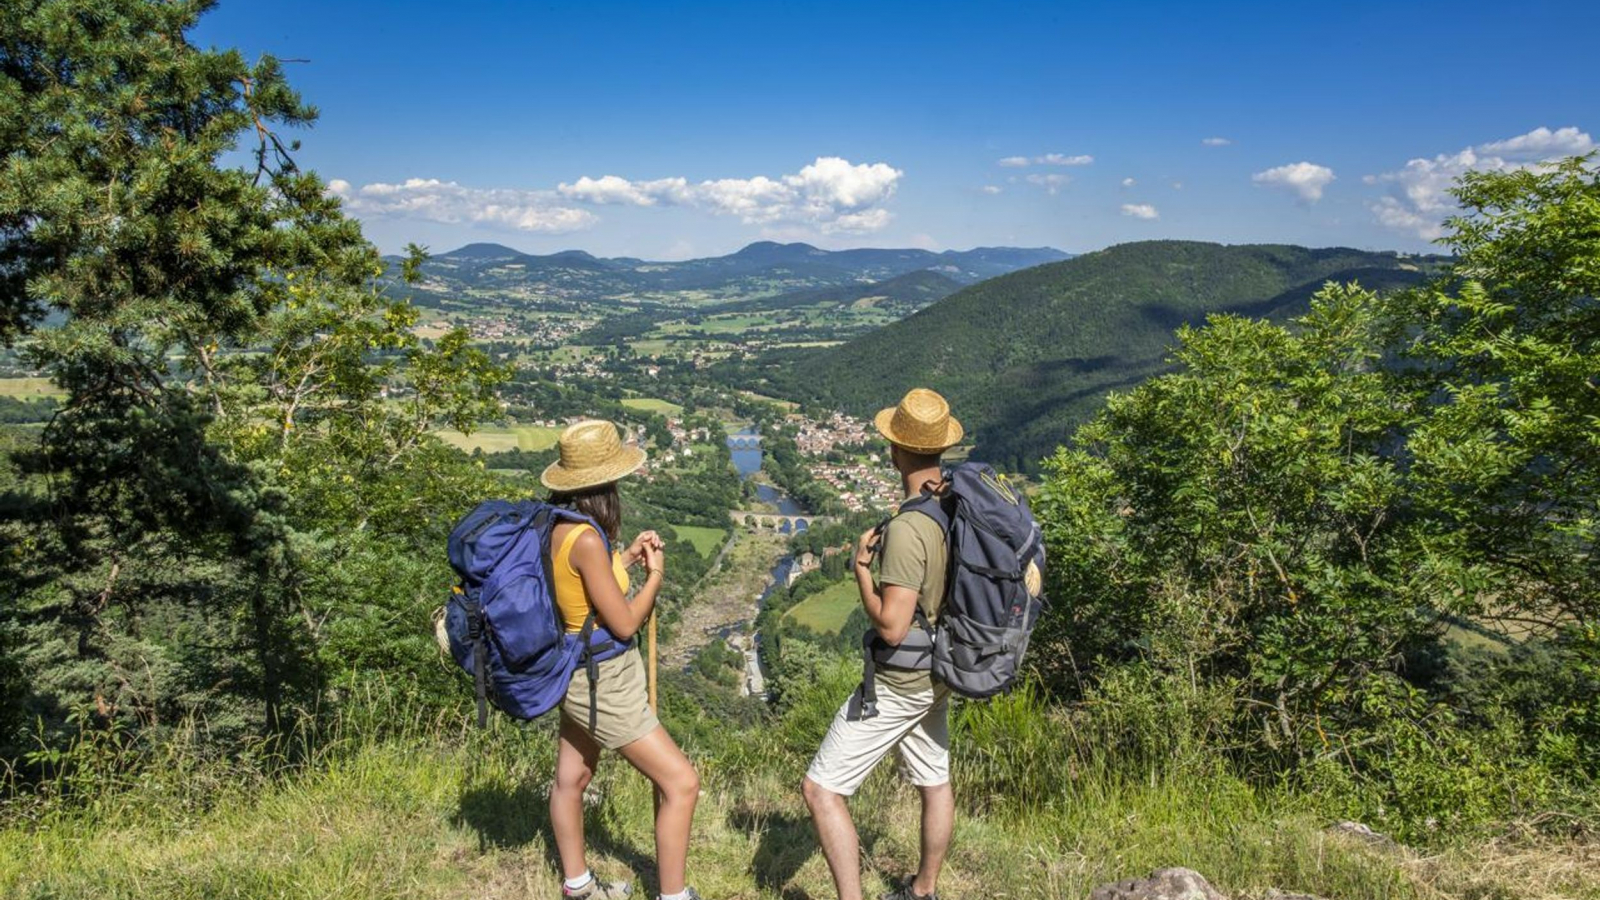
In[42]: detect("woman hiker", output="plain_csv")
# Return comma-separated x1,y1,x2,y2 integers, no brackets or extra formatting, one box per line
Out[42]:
542,420,704,900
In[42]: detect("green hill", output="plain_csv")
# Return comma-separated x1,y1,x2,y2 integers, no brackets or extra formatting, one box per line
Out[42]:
755,241,1445,470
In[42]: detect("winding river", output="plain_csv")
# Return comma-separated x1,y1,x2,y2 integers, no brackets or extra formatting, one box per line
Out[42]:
725,427,807,697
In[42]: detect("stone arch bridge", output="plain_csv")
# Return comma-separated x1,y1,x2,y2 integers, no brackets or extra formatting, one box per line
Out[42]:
729,510,834,533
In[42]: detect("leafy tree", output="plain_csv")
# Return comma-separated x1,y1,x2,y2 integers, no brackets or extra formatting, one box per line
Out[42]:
0,0,505,759
1033,156,1600,816
1385,157,1600,770
1036,285,1446,756
1387,157,1600,640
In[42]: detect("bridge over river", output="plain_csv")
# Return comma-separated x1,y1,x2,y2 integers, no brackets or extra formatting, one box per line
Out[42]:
729,510,834,533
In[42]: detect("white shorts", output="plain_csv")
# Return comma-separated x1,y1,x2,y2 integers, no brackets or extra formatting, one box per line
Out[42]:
805,683,950,797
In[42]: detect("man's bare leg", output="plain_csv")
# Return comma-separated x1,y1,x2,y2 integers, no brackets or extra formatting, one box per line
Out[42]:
802,776,863,900
912,782,953,896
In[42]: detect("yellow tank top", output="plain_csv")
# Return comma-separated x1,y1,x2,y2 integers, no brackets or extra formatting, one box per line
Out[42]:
552,523,630,634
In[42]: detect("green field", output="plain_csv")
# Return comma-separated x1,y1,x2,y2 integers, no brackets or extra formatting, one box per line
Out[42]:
630,339,675,356
739,391,798,411
432,425,563,453
621,397,684,417
672,524,727,557
0,377,64,399
656,314,780,336
784,578,860,634
526,345,592,364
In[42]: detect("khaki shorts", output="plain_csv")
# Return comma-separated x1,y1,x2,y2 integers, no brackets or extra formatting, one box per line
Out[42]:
562,650,660,750
806,683,950,796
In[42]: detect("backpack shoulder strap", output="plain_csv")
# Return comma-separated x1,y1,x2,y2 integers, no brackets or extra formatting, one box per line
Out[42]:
896,476,953,534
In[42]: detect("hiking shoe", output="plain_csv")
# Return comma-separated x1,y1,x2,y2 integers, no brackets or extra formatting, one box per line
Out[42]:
659,889,703,900
563,878,632,900
880,879,936,900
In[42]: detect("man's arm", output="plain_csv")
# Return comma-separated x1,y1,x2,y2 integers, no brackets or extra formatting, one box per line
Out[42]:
853,524,924,645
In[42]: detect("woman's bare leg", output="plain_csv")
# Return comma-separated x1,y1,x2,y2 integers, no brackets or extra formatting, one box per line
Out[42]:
552,715,603,879
617,726,700,895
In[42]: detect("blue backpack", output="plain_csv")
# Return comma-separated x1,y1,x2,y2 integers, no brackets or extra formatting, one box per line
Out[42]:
443,499,629,728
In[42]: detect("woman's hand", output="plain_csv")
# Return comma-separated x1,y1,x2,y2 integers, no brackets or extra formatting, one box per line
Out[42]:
643,541,666,579
625,530,663,567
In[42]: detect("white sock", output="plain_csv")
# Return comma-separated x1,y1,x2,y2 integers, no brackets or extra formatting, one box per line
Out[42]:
659,890,691,900
564,871,595,892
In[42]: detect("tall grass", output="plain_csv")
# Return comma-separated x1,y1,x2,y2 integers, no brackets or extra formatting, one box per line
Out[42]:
1,667,1595,899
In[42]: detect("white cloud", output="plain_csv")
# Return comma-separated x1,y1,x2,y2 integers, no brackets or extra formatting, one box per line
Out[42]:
823,208,893,234
981,185,1002,195
1121,203,1159,219
1252,162,1336,202
558,175,691,206
694,175,792,221
998,153,1094,167
1201,137,1232,147
1025,173,1071,195
327,178,599,233
1121,177,1136,188
555,156,903,233
1366,126,1596,239
787,156,902,209
1477,126,1594,159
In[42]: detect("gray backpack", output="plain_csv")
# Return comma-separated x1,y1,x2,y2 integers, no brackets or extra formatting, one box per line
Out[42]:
849,462,1047,719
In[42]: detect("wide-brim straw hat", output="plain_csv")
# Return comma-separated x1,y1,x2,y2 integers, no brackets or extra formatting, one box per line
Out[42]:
540,420,647,492
874,388,964,454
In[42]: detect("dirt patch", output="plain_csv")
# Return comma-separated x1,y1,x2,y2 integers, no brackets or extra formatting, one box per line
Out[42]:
662,530,787,669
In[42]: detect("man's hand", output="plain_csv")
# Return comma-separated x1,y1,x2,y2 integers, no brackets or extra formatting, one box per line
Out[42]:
855,527,879,569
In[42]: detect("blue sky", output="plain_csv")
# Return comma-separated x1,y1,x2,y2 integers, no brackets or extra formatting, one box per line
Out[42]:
196,0,1599,259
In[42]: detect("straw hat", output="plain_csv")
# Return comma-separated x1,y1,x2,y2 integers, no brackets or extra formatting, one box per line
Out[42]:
540,420,647,491
874,388,964,454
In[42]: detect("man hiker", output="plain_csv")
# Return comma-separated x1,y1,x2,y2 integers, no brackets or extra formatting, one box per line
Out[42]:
802,388,962,900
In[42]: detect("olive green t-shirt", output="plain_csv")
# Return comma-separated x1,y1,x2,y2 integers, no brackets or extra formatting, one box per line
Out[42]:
874,509,948,695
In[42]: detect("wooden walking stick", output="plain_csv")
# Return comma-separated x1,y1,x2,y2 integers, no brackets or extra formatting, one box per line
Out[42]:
647,608,663,816
647,609,658,713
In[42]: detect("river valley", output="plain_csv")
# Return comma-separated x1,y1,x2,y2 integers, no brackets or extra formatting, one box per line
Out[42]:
658,427,809,698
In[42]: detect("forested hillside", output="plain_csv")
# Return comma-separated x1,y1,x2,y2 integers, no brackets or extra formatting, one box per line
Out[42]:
749,242,1444,470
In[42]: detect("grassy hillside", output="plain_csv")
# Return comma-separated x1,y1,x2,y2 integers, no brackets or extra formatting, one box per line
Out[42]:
784,579,861,634
753,241,1443,470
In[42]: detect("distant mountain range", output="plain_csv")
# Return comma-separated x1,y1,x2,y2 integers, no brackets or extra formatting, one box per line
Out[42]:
750,241,1448,471
392,241,1071,302
711,268,965,316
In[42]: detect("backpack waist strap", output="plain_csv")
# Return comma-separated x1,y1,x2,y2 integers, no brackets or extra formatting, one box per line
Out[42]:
848,609,935,721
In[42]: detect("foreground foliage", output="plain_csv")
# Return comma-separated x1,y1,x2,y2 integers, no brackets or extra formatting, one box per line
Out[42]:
4,669,1596,900
1035,157,1600,839
0,0,504,762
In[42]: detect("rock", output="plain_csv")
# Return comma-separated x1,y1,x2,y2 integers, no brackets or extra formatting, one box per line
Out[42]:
1327,820,1396,848
1263,890,1328,900
1088,867,1229,900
